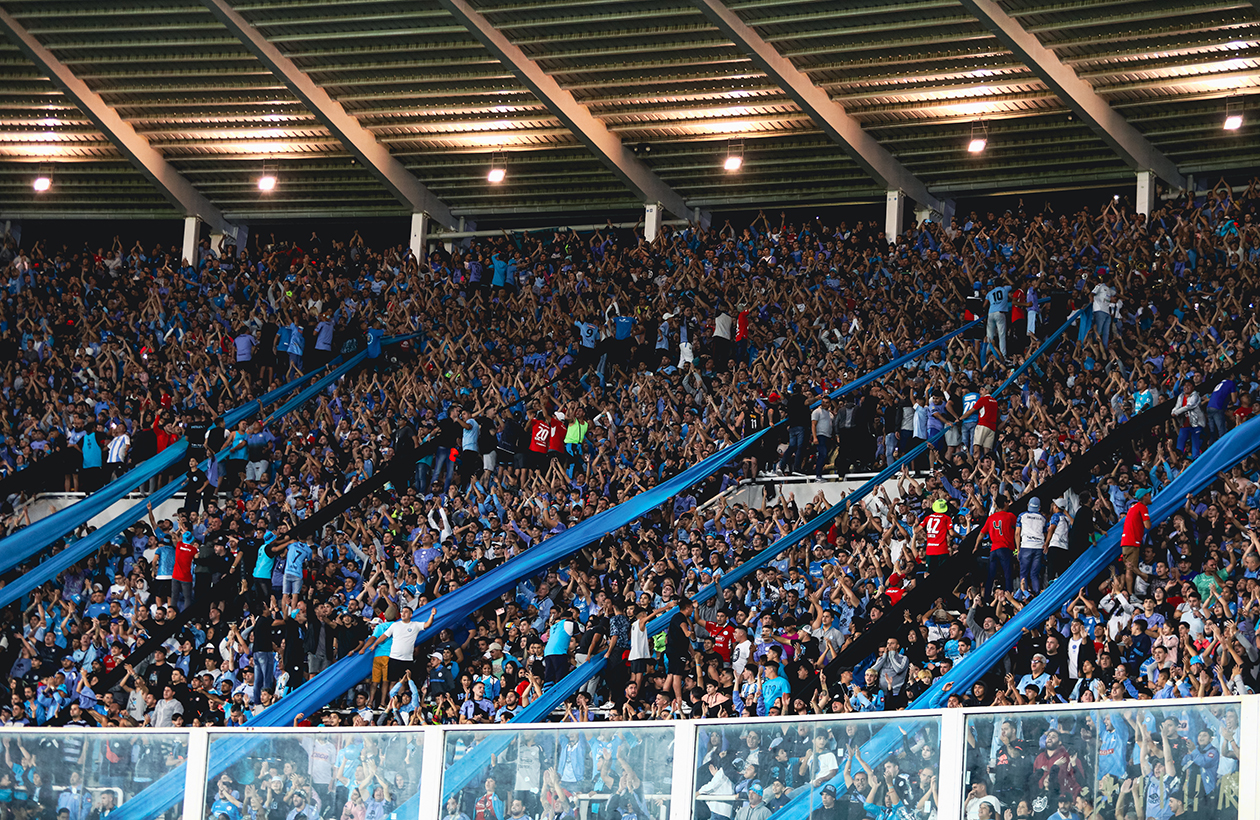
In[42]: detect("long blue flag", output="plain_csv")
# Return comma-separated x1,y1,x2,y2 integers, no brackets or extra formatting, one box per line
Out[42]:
765,416,1260,820
0,351,370,612
0,364,327,575
108,429,769,820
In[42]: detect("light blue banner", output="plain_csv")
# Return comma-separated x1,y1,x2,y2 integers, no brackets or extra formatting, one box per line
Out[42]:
107,429,769,820
914,415,1260,708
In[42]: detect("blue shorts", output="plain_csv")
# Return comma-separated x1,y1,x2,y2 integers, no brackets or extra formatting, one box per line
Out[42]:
282,575,303,594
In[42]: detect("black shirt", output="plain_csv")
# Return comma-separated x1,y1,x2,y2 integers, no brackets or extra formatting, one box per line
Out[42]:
667,612,690,659
187,467,208,492
786,394,810,428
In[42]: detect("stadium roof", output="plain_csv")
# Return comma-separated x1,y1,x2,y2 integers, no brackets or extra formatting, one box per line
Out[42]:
1,0,1257,228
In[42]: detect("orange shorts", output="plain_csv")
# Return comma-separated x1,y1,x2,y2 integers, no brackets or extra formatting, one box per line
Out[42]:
372,655,389,683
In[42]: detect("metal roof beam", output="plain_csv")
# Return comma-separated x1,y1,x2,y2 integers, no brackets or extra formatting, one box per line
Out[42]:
198,0,457,227
435,0,703,224
687,0,942,211
0,4,235,235
957,0,1186,188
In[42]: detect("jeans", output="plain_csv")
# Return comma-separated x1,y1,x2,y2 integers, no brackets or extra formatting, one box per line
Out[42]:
172,580,194,613
565,442,583,479
1176,425,1203,459
986,548,1015,597
814,435,832,479
1018,549,1045,595
884,432,899,467
986,311,1008,358
415,460,433,491
1092,310,1112,347
438,450,457,492
962,421,977,453
253,651,276,703
1207,407,1230,441
779,425,807,473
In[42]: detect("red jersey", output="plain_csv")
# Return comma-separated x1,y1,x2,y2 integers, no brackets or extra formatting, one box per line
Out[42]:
1121,502,1149,547
703,621,735,661
976,395,999,430
1011,288,1027,321
173,541,197,583
547,418,566,452
528,419,550,453
922,512,952,556
981,510,1017,552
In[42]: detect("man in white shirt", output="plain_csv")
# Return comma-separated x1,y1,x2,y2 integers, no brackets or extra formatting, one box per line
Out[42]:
731,626,752,680
811,397,834,482
360,606,435,698
713,308,734,372
105,423,130,479
1091,279,1116,347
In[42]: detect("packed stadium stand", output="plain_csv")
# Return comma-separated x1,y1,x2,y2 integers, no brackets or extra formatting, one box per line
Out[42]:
2,1,1260,820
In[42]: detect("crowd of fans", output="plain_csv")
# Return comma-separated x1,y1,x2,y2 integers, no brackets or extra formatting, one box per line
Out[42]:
0,176,1259,820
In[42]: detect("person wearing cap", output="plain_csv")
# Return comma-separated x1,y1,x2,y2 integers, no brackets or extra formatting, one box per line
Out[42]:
921,497,954,574
808,784,842,820
1015,497,1048,595
1043,497,1074,582
251,529,291,614
734,782,769,820
1120,488,1152,571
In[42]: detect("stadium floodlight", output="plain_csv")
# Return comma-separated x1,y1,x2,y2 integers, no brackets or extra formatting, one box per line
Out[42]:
33,176,51,192
488,151,506,183
724,137,744,172
257,175,277,191
968,120,988,153
1224,99,1243,131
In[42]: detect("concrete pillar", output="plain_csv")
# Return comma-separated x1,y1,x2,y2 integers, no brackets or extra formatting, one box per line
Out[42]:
1136,170,1156,217
409,212,429,262
885,189,905,240
444,217,464,254
181,217,199,267
644,203,663,242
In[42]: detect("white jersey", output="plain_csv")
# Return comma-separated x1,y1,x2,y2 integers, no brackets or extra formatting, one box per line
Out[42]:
1017,511,1046,550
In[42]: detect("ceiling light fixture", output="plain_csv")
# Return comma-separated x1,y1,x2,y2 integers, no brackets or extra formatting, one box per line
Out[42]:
724,137,744,172
968,119,988,153
488,150,506,184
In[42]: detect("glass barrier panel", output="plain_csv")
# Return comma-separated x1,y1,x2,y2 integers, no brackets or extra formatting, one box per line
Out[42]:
442,726,675,820
203,730,424,820
694,715,942,820
0,729,188,819
961,702,1242,820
